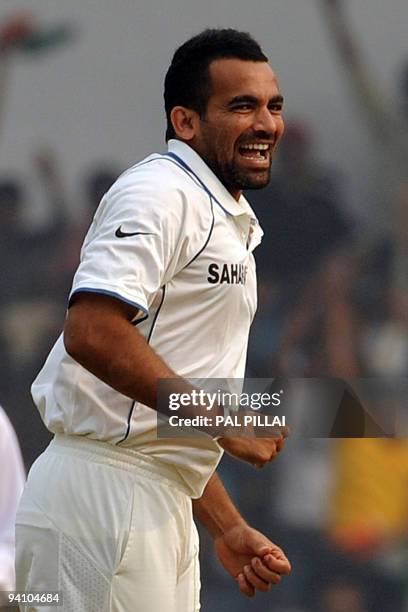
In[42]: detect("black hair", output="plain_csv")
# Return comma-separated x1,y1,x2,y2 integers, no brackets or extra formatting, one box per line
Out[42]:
164,28,268,141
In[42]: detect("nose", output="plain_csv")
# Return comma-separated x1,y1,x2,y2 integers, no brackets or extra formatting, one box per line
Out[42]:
253,107,283,139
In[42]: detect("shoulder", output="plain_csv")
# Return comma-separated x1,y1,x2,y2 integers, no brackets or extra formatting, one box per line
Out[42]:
102,154,213,226
116,155,208,199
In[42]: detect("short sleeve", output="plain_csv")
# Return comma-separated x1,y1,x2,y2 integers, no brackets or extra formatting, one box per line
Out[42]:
69,163,212,318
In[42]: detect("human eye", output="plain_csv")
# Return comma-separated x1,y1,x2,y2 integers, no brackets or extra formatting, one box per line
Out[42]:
268,99,284,113
232,103,253,112
229,98,256,112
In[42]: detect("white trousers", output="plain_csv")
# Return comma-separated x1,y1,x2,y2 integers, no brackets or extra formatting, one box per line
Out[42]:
15,435,201,612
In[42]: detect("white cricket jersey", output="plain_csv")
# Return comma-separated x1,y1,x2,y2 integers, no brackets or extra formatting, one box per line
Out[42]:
31,140,263,497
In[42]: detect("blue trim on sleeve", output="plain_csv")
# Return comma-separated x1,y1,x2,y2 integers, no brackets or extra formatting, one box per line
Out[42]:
69,288,148,316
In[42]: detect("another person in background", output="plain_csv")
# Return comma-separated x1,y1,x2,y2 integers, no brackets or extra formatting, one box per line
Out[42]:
0,406,25,593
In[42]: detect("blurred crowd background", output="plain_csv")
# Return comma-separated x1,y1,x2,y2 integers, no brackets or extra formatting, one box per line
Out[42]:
0,1,407,610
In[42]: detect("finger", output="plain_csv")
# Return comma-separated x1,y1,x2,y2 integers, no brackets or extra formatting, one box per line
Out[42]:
257,443,279,467
252,445,279,467
243,564,271,592
259,544,286,561
263,552,291,575
249,538,284,560
251,557,282,584
237,572,255,597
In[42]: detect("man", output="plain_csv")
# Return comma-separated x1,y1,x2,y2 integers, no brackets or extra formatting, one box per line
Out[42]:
15,28,290,611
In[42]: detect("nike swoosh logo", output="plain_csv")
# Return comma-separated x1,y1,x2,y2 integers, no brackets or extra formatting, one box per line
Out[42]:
115,226,155,238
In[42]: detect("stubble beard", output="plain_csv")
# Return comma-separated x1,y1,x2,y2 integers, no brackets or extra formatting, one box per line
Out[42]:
204,150,273,193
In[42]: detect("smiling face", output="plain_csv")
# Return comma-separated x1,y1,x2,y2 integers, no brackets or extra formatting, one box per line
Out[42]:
172,58,284,200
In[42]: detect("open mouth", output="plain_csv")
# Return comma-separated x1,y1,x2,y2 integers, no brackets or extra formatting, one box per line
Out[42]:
238,143,271,163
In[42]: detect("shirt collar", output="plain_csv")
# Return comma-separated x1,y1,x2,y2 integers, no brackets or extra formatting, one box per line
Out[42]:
167,139,261,221
167,140,264,250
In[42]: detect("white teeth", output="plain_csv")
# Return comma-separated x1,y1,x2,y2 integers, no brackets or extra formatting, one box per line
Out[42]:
241,143,269,150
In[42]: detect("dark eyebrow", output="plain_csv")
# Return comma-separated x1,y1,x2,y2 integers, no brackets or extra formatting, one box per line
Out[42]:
227,94,284,107
269,94,284,105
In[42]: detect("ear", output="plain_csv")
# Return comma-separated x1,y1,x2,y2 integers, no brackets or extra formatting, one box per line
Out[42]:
170,106,200,141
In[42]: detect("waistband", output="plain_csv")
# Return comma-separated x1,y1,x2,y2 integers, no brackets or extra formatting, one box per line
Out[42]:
50,434,192,497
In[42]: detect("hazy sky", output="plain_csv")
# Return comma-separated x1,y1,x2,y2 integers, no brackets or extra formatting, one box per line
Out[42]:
0,0,406,219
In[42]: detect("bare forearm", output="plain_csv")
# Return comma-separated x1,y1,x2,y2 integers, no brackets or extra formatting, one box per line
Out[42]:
64,293,183,410
193,472,246,538
194,472,291,597
64,293,283,447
